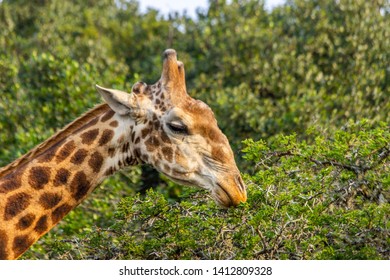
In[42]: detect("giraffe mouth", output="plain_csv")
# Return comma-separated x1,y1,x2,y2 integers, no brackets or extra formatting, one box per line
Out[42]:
165,174,233,207
213,183,235,207
213,178,247,208
162,170,246,208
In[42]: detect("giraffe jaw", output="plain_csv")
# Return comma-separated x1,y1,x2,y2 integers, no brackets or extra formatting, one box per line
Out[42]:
162,170,247,208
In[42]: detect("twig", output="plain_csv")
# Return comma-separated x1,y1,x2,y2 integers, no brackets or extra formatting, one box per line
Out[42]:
265,144,390,176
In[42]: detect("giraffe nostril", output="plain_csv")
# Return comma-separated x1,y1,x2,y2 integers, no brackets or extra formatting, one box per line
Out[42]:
235,174,246,194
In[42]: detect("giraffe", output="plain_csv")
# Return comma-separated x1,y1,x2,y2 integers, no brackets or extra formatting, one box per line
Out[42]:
0,49,247,260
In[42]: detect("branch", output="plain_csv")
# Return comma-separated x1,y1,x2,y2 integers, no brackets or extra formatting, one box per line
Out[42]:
266,144,390,176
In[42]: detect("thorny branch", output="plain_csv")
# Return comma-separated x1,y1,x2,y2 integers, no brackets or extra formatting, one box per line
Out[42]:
264,144,389,176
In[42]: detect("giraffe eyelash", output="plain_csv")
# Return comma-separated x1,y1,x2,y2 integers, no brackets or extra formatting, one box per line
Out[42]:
167,122,189,135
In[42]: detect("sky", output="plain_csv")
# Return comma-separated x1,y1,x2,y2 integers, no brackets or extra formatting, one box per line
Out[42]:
139,0,286,17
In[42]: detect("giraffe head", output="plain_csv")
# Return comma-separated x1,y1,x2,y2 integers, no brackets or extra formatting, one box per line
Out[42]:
96,49,246,207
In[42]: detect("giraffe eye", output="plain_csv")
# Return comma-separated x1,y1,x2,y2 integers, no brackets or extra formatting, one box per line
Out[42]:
168,122,188,135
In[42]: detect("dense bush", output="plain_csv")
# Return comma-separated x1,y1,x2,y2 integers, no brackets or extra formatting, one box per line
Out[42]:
0,0,388,259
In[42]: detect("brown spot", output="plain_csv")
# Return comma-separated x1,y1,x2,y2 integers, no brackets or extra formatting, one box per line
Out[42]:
54,168,70,187
104,167,116,176
125,156,136,165
39,193,62,209
28,166,51,190
0,230,8,259
13,235,34,257
135,137,140,144
70,149,88,164
101,110,115,122
80,128,99,145
145,135,159,152
108,147,116,157
160,130,171,144
88,151,104,173
155,98,161,105
38,144,60,163
70,171,90,201
153,120,160,130
121,142,130,153
134,148,141,159
16,213,36,230
99,129,114,146
0,177,21,193
109,120,118,127
56,140,76,163
34,215,48,234
141,128,150,138
131,131,135,142
161,146,173,162
4,193,32,221
82,116,99,129
51,203,72,224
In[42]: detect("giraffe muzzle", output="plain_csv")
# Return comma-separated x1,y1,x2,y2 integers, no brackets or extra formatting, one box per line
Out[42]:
214,174,247,207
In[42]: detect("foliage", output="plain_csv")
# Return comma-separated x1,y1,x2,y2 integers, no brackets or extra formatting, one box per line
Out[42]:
0,0,388,259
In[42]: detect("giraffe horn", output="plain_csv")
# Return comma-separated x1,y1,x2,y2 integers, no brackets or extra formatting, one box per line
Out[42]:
177,60,187,92
161,49,187,95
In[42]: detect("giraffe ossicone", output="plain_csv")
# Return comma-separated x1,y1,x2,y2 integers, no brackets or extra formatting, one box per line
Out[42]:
0,49,246,259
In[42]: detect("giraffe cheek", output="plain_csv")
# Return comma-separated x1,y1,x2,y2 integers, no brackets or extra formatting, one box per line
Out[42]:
174,149,187,167
161,146,174,163
144,135,159,152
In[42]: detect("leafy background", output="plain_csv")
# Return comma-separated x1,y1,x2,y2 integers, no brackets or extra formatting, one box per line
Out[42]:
0,0,389,259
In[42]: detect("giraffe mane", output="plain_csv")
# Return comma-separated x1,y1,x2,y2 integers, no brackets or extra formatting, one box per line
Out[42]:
0,103,110,178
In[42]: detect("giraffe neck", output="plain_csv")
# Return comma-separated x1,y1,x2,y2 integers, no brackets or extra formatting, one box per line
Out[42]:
0,104,139,259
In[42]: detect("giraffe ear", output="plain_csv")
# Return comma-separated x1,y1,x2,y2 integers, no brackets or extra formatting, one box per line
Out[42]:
95,85,137,116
